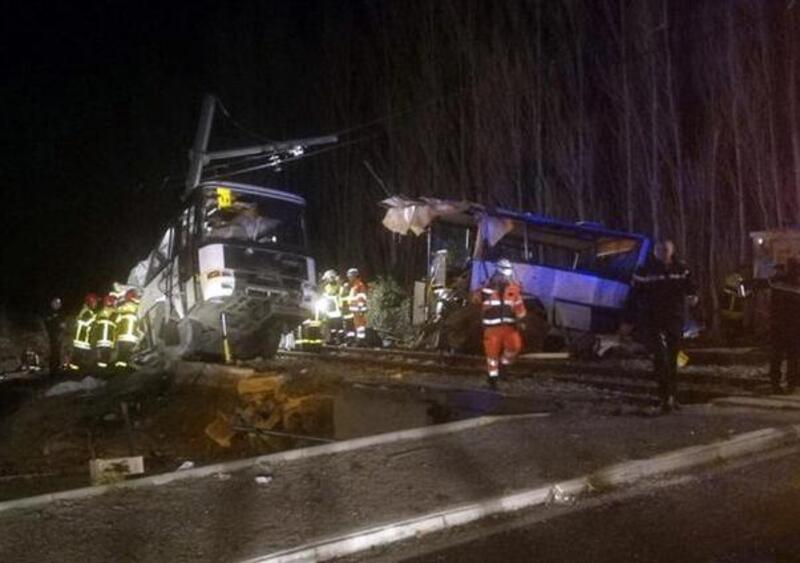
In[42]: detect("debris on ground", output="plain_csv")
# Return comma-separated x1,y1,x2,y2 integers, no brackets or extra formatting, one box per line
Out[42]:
0,361,341,500
89,456,145,485
254,475,273,485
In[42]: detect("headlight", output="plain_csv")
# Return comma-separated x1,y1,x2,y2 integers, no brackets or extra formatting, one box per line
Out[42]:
301,281,316,303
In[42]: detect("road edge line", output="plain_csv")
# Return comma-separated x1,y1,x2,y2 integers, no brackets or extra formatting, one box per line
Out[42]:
0,414,534,515
244,423,800,563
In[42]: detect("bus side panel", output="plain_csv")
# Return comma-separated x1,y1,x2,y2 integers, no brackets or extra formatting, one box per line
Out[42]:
471,260,630,331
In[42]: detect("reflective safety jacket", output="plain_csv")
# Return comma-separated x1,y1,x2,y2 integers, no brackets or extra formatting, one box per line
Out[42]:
92,305,117,349
115,300,140,345
721,273,748,321
72,305,96,351
340,283,352,319
319,281,342,319
478,280,526,327
347,279,368,315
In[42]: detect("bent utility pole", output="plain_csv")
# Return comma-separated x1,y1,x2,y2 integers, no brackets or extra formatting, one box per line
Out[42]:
184,93,337,199
185,93,217,195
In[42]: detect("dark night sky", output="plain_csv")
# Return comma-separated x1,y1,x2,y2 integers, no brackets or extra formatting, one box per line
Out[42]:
1,1,332,313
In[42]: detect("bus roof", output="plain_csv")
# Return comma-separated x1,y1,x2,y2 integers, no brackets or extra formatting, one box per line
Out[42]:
381,197,647,241
198,181,307,206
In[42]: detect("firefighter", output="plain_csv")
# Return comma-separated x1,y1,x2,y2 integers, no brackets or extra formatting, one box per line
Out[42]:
114,289,141,369
345,268,369,346
719,271,750,344
340,275,353,345
68,293,99,371
630,240,698,414
318,270,344,344
45,297,66,375
768,259,800,393
92,294,118,369
473,258,526,389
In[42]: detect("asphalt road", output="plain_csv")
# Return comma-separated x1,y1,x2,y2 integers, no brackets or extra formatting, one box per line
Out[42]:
365,447,800,563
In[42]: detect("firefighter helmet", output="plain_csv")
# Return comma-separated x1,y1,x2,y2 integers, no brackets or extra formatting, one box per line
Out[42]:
85,293,99,308
124,289,140,303
496,258,514,277
346,267,359,278
322,269,338,283
103,294,116,308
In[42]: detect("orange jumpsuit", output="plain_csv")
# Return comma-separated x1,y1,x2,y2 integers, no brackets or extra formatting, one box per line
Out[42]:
347,278,369,343
476,279,526,378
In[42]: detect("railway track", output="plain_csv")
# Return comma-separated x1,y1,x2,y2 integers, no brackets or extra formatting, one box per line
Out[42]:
278,345,771,405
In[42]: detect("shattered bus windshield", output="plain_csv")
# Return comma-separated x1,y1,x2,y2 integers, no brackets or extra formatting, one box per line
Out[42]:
201,187,306,249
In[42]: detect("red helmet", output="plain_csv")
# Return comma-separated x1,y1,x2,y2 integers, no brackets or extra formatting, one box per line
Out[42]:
85,293,99,308
125,289,140,303
103,294,116,308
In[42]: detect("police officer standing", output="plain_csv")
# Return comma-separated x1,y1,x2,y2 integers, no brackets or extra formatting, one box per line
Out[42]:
630,240,698,413
768,258,800,393
45,297,66,375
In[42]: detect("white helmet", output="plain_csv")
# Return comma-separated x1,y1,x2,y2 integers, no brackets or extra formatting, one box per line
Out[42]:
496,259,513,277
321,269,338,282
346,267,359,278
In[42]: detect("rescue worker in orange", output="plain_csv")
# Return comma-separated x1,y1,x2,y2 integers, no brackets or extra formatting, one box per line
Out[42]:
474,258,526,388
346,268,369,346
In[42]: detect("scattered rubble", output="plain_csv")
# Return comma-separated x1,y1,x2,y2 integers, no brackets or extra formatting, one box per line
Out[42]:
0,360,342,500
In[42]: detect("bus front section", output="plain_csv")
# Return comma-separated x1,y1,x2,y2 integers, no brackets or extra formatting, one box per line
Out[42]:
194,183,316,358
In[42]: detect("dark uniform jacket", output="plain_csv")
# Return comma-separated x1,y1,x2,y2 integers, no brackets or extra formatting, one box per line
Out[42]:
629,258,696,337
769,272,800,342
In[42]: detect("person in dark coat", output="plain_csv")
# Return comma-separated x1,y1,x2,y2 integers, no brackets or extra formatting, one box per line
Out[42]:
45,297,66,375
629,240,698,413
768,258,800,393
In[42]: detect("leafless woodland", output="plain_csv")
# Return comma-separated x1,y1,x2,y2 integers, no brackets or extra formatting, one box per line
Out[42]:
304,0,800,328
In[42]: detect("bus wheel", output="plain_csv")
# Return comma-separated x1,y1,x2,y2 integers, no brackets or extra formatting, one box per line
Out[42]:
260,325,282,359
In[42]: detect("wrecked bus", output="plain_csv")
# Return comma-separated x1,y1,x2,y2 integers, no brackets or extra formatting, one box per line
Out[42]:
382,197,651,352
129,181,316,364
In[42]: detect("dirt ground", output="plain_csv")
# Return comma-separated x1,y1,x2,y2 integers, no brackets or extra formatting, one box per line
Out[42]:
0,360,348,500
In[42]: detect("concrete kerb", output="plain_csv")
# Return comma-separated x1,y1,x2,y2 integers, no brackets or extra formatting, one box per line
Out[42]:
0,414,537,515
244,423,800,563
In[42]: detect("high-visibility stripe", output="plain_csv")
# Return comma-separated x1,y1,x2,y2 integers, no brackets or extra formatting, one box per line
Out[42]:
488,370,499,377
483,318,502,325
633,271,689,283
97,362,108,368
97,340,114,348
117,335,139,344
72,341,91,350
